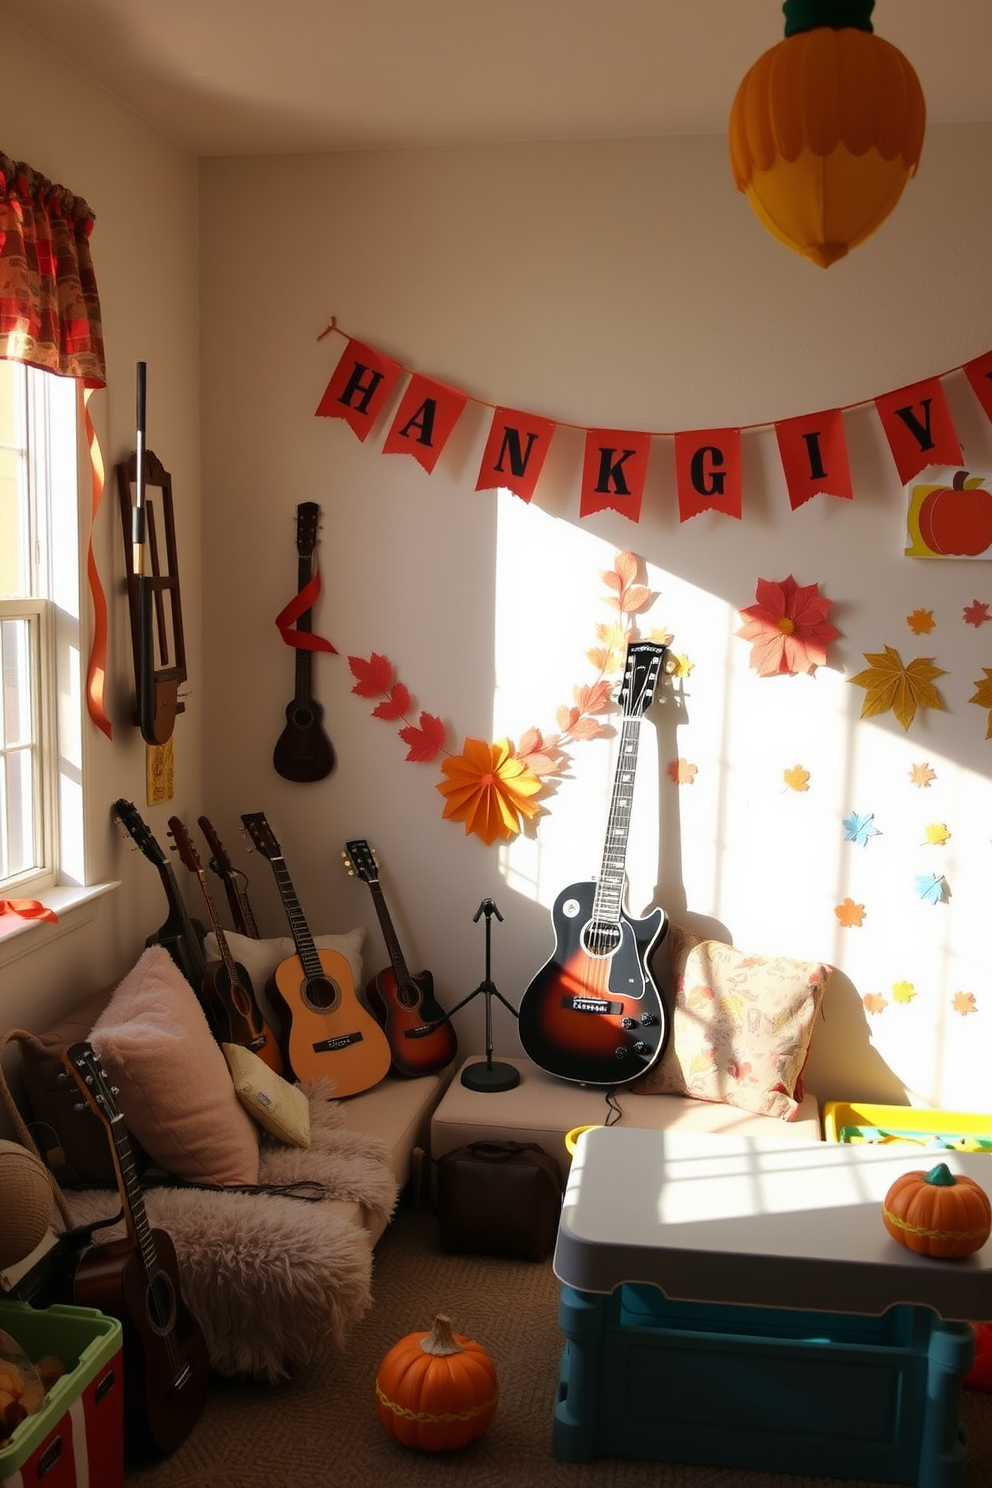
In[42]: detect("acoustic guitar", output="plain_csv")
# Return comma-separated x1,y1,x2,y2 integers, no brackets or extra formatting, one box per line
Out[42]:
113,799,215,1038
64,1041,209,1459
516,641,674,1086
198,813,261,938
272,502,335,782
167,815,283,1074
241,812,392,1095
343,839,458,1078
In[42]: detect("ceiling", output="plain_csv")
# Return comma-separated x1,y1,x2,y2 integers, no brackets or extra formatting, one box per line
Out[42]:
4,0,992,158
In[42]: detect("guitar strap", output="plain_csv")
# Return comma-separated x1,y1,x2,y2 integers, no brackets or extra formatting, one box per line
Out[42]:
142,1174,332,1204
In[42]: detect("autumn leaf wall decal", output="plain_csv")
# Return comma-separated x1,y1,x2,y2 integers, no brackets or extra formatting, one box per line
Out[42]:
969,668,992,739
849,646,947,731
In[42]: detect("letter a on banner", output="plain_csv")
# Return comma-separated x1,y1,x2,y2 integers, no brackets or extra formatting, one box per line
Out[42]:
874,377,962,484
475,407,556,501
674,429,742,521
315,338,403,442
381,373,468,473
775,408,853,509
579,430,651,521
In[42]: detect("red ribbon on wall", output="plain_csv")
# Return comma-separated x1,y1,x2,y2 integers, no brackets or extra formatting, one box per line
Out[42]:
275,569,338,653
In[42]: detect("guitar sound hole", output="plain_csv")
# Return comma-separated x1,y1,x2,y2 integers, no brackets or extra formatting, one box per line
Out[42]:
146,1272,178,1336
292,706,315,728
301,975,341,1013
396,981,419,1009
581,921,622,957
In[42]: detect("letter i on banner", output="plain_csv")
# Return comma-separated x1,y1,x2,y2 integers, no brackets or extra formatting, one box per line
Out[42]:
315,338,403,441
874,377,962,484
579,430,651,520
381,373,468,473
475,407,556,501
775,409,853,509
674,429,742,521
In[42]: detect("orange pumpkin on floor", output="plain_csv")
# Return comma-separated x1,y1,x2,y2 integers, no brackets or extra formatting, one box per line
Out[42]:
374,1313,498,1452
882,1162,991,1258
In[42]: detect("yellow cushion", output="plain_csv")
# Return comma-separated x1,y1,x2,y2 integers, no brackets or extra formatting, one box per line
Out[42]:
223,1043,312,1148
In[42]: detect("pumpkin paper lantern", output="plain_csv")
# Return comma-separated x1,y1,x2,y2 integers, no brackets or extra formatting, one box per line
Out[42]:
882,1162,992,1259
375,1313,499,1452
729,0,925,267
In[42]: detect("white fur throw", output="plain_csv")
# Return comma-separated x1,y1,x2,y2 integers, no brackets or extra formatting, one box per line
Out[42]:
59,1080,398,1382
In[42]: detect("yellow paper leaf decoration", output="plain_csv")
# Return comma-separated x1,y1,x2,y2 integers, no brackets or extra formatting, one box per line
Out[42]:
891,981,916,1004
849,646,947,731
924,823,951,846
783,764,810,792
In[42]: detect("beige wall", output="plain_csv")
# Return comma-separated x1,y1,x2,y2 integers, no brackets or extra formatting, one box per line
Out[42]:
1,20,202,1083
200,129,992,1110
4,9,992,1118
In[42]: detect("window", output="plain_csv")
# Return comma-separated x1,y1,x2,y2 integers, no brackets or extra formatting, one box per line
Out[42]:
0,359,81,898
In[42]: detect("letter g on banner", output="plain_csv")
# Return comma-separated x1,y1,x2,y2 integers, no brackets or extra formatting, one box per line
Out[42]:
675,428,742,521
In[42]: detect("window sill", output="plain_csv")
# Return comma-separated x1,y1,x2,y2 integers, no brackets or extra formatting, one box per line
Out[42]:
0,880,120,969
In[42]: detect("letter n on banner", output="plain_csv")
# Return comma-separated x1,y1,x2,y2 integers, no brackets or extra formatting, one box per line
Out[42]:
475,407,556,501
314,338,403,442
674,429,742,521
579,430,650,521
963,350,992,426
874,377,962,484
381,374,468,473
775,409,852,510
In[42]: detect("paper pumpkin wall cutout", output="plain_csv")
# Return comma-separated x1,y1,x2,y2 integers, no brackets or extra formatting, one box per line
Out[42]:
906,469,992,559
728,0,925,268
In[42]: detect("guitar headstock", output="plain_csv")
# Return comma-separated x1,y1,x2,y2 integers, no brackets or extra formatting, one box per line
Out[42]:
168,816,202,876
198,815,233,875
617,641,669,719
63,1041,120,1132
296,502,320,558
343,840,378,885
241,812,281,861
113,797,167,865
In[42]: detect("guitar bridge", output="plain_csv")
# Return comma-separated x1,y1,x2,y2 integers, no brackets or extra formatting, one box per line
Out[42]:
563,995,621,1016
312,1031,363,1053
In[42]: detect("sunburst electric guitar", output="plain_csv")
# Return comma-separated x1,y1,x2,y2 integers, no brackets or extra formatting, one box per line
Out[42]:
64,1041,209,1459
517,641,673,1086
241,812,391,1095
343,839,458,1078
167,815,283,1074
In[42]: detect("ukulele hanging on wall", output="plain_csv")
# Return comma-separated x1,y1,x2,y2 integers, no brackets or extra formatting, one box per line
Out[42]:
273,502,336,782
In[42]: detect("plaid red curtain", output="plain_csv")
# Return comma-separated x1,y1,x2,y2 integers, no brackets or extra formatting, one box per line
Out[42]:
0,151,105,387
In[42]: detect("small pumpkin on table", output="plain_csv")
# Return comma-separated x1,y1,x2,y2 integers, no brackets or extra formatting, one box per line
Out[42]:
882,1162,991,1258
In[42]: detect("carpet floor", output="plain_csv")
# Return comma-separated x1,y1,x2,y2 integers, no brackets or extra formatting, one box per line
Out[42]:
124,1198,992,1488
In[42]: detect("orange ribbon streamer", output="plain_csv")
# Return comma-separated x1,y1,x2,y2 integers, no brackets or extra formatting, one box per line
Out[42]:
0,898,59,923
83,387,112,738
275,569,338,653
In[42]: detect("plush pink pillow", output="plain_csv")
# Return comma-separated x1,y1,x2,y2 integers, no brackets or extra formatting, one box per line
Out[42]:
634,927,829,1120
89,945,260,1185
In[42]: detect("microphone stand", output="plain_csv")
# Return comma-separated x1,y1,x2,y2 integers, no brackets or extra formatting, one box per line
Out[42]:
440,898,520,1092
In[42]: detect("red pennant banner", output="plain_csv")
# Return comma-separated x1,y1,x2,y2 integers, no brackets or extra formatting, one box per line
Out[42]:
963,350,992,426
874,377,962,485
475,407,556,502
675,429,742,521
381,373,468,473
314,337,402,442
775,408,853,510
275,570,338,653
579,429,651,521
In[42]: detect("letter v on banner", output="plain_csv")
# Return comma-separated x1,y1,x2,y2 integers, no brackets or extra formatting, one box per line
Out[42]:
579,429,651,520
674,429,742,521
775,408,853,509
315,337,403,441
475,407,556,501
381,373,468,473
874,377,962,484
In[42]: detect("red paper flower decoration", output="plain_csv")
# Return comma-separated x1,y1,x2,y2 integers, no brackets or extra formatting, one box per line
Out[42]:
737,575,839,676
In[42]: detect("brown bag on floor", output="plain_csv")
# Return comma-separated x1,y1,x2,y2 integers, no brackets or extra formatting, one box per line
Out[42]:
435,1140,563,1261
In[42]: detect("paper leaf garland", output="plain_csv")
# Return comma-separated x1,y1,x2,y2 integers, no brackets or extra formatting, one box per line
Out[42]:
914,872,947,904
969,668,992,739
736,575,839,676
849,646,947,731
843,811,879,848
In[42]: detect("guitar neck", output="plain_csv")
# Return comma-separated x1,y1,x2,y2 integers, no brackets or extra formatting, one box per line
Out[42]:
292,553,315,704
221,871,259,939
190,865,239,983
268,856,323,980
367,880,412,986
108,1107,160,1277
157,861,207,984
593,712,643,923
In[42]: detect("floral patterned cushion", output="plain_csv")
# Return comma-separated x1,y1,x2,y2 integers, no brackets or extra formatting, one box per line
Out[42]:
633,927,829,1119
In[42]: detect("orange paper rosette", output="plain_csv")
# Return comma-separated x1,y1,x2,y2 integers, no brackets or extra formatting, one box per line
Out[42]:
436,738,543,846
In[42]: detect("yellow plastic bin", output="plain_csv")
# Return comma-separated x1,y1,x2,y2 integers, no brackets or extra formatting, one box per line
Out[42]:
822,1101,992,1153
